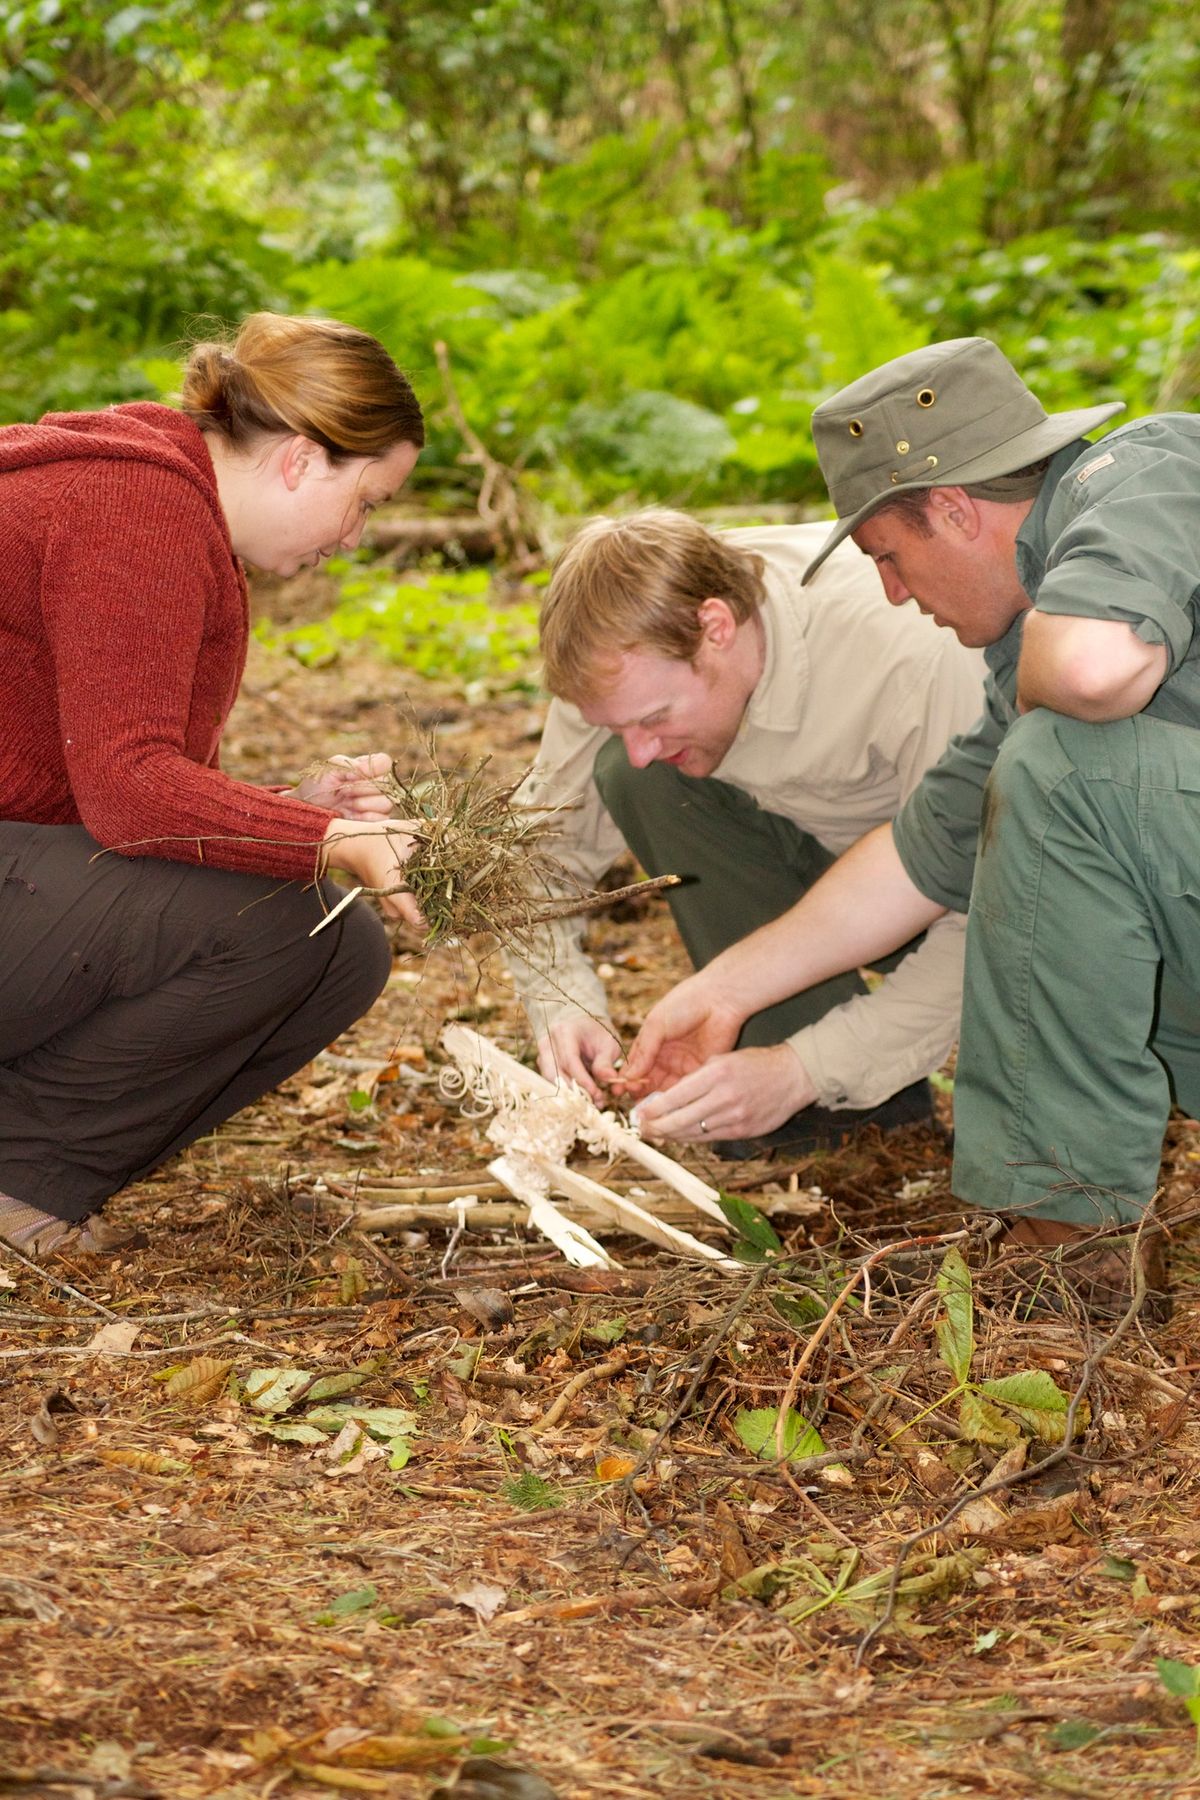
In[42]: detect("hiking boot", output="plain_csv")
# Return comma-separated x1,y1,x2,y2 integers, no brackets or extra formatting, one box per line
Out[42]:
994,1217,1172,1324
712,1077,936,1162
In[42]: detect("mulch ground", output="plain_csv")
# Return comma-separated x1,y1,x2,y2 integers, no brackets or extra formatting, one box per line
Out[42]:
2,572,1199,1800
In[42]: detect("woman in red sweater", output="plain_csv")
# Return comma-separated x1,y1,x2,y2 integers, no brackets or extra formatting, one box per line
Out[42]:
0,312,425,1254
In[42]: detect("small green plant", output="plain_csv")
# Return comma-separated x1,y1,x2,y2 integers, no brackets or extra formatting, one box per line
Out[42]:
932,1247,1084,1446
1157,1658,1200,1760
501,1470,563,1511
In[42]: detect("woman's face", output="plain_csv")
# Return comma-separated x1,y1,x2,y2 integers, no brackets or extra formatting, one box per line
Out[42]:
238,437,420,577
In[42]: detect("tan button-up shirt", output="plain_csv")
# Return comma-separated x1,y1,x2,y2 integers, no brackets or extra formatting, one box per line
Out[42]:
508,524,987,1109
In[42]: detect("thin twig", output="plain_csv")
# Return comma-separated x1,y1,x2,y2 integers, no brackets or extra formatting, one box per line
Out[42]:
0,1244,119,1319
531,1352,628,1432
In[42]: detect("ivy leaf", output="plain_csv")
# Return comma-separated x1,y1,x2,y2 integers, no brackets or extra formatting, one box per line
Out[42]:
935,1247,974,1387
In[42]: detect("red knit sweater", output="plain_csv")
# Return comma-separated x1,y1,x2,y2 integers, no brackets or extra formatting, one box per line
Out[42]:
0,403,335,879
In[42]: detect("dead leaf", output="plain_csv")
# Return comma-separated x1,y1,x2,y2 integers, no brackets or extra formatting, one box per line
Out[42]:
29,1398,61,1451
320,1419,386,1476
440,1370,469,1417
0,1576,62,1622
165,1357,233,1406
432,1756,561,1799
455,1287,516,1330
594,1453,637,1482
96,1447,189,1476
85,1320,140,1356
333,1733,464,1770
167,1528,226,1557
452,1580,508,1623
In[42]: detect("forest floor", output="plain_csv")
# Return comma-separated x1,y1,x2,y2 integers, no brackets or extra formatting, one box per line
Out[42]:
2,570,1200,1800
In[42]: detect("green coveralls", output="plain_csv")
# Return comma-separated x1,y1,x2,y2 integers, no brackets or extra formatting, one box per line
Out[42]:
894,418,1200,1226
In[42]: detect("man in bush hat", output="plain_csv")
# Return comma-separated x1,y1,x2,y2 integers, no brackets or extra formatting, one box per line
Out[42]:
625,336,1200,1316
508,507,987,1157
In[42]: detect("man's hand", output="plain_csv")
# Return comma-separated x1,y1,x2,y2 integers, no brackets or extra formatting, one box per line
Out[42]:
537,1016,625,1102
616,969,746,1097
293,753,394,820
632,1043,817,1143
320,817,423,929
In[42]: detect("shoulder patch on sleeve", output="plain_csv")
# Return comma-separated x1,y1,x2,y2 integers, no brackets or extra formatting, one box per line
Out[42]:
1075,451,1116,483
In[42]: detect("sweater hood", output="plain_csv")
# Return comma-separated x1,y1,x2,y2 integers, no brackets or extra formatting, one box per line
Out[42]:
0,402,220,506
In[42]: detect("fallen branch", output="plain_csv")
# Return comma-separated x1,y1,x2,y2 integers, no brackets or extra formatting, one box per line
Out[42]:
496,1576,718,1626
530,1352,628,1431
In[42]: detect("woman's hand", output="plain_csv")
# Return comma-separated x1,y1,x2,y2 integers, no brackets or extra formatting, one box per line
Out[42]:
320,816,424,929
292,752,394,820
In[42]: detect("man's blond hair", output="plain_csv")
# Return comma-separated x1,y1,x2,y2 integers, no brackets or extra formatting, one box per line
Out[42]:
539,509,767,701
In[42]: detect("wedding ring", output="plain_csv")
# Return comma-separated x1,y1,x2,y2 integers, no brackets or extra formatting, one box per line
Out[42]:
699,1118,709,1134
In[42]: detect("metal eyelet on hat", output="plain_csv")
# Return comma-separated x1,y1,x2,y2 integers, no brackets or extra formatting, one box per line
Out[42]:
890,471,901,484
925,454,939,468
917,389,936,408
848,419,864,437
897,439,910,454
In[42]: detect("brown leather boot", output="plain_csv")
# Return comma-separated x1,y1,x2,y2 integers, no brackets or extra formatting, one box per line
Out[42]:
994,1216,1171,1324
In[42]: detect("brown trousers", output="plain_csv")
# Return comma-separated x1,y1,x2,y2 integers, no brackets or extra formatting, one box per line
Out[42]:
0,823,391,1222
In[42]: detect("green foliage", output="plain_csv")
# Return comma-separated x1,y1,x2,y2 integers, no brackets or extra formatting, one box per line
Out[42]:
734,1405,826,1463
717,1193,783,1263
265,567,541,698
932,1247,1084,1446
501,1470,563,1511
1,0,1197,522
1156,1658,1200,1759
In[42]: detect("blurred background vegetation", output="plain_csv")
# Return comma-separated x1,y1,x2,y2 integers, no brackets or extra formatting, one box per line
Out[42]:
3,0,1198,521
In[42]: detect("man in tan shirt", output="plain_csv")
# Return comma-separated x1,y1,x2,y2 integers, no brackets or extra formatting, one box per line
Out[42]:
507,509,986,1157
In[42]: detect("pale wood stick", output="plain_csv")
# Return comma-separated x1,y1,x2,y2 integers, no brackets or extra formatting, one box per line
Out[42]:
441,1025,727,1223
537,1161,741,1273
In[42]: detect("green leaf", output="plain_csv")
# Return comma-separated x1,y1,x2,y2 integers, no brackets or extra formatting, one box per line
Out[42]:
1156,1658,1200,1700
387,1436,412,1471
734,1405,826,1463
935,1247,974,1386
978,1368,1085,1443
959,1389,1021,1448
306,1370,371,1403
771,1292,827,1329
243,1367,315,1414
584,1316,627,1345
253,1420,328,1445
718,1194,783,1254
348,1088,373,1111
303,1405,419,1441
315,1584,378,1626
1100,1554,1137,1581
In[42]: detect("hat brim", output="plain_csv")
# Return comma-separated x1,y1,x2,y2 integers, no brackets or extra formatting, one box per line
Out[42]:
800,401,1125,586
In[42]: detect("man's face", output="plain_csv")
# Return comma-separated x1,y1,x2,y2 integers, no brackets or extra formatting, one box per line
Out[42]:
852,498,1028,648
577,634,754,779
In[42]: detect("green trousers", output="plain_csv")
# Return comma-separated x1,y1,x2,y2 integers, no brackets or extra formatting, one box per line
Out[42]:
593,739,869,1048
956,706,1200,1227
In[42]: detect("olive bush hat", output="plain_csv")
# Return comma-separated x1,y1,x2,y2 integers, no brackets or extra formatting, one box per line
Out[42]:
801,337,1124,583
